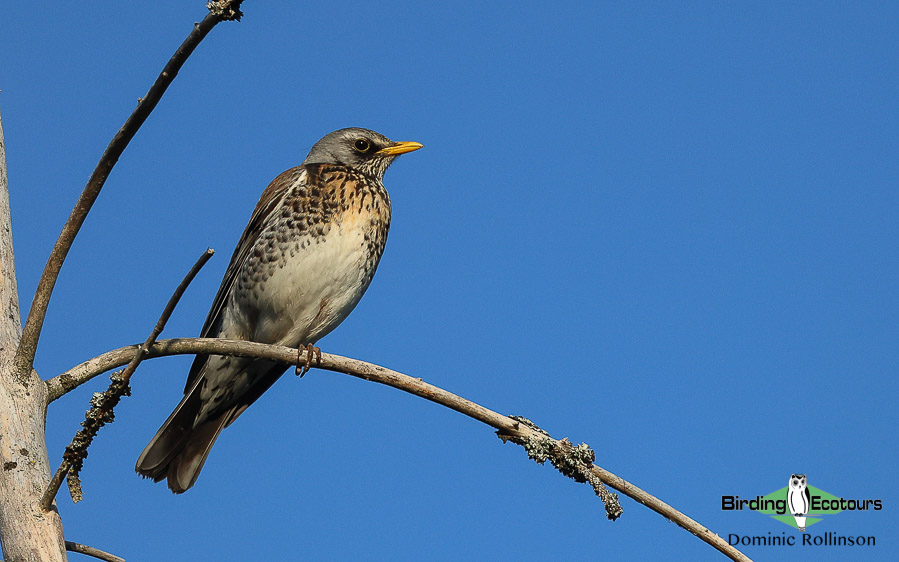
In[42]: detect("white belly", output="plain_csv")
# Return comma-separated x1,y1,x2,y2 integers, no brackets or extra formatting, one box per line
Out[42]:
789,490,808,514
228,223,377,347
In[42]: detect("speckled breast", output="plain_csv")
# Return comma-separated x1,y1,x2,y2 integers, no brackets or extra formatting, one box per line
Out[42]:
234,164,391,346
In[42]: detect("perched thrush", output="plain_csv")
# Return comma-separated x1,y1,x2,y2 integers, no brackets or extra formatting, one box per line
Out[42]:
136,128,422,493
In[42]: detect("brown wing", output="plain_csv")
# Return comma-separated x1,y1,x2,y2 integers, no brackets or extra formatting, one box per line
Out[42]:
183,166,306,393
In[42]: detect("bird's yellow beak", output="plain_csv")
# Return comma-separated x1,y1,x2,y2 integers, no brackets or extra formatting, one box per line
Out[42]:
377,141,424,156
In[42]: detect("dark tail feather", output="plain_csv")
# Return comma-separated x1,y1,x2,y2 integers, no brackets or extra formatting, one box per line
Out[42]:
137,360,288,493
164,414,229,493
135,378,228,493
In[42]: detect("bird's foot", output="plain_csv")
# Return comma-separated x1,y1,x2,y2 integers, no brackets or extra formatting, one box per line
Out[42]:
296,343,322,377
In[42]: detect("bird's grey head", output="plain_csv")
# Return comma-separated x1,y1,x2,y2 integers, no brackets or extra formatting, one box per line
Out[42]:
302,127,423,180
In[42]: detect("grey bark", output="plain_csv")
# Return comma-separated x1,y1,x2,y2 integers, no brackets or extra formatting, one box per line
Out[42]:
0,105,67,561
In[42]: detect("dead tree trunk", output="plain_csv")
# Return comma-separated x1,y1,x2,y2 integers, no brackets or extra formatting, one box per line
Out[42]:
0,106,67,561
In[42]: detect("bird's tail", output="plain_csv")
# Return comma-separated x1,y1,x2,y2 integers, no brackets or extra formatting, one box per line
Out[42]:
135,378,228,494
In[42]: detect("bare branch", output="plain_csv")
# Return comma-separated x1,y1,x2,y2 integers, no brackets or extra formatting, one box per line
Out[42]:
41,250,214,510
65,540,126,562
145,249,216,343
12,0,245,382
47,338,749,560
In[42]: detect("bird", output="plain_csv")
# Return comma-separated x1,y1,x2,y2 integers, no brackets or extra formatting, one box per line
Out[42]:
787,473,811,532
136,127,422,493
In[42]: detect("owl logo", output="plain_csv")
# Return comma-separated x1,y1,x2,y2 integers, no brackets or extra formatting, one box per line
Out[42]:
788,474,811,532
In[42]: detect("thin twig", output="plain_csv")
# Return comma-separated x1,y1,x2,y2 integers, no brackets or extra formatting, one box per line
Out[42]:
12,0,244,382
144,249,215,345
65,540,126,562
47,338,750,560
40,250,214,511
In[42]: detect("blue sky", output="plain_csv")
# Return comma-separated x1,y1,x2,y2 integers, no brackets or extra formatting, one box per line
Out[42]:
1,2,896,560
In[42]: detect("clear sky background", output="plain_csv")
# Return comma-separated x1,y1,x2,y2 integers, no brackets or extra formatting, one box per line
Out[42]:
1,2,896,560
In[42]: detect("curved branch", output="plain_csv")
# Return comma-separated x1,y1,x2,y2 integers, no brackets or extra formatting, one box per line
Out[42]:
65,540,125,562
47,338,749,560
12,0,245,381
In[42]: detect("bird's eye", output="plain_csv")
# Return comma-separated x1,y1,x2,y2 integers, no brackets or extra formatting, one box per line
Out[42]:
353,139,371,153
